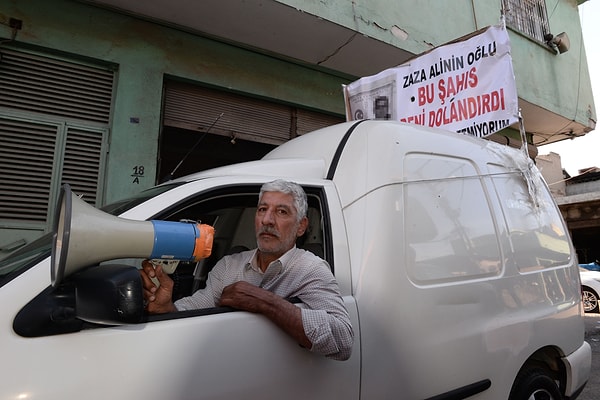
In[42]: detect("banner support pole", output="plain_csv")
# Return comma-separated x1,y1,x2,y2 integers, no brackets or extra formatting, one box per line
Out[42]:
518,109,529,157
517,108,542,208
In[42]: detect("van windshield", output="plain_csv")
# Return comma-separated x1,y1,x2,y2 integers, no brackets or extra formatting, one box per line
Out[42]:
0,182,183,288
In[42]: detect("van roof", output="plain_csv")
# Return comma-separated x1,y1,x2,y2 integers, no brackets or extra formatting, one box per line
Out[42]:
176,120,533,206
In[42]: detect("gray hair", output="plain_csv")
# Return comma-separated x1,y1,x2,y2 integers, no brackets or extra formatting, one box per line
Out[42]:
259,179,307,222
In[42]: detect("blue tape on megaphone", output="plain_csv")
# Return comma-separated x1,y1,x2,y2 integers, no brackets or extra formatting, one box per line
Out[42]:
149,220,199,260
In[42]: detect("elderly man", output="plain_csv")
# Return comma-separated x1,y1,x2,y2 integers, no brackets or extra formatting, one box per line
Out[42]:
140,179,353,361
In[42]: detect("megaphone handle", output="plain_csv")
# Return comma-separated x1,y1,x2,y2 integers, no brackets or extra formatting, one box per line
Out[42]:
150,259,180,274
148,259,180,288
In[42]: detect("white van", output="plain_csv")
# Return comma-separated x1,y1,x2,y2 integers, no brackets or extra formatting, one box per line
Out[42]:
1,120,591,399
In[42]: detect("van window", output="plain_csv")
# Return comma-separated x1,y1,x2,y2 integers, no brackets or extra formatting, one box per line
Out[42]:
488,164,571,271
150,185,329,303
404,154,501,284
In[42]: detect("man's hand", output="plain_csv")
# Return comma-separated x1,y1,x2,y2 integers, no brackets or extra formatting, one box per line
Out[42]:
219,281,312,349
140,260,177,314
218,281,268,313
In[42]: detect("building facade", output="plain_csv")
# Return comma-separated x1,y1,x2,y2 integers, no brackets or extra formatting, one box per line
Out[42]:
558,168,600,265
538,153,600,264
0,0,596,252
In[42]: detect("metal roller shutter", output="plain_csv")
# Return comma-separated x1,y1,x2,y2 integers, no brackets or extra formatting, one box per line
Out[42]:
296,108,345,136
163,80,343,145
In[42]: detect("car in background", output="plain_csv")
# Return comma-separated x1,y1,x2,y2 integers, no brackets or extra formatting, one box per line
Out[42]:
580,260,600,271
580,267,600,313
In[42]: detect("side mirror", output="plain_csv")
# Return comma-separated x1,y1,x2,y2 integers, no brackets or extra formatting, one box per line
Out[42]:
14,264,144,337
74,264,144,325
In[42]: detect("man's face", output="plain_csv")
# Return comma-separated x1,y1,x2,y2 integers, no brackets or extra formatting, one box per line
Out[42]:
255,191,307,256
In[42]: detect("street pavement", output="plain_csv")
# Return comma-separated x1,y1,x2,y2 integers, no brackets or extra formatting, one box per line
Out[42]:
578,313,600,400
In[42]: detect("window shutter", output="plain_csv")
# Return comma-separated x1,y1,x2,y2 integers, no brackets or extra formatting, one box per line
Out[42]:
0,48,114,123
61,125,107,205
0,117,57,223
0,48,114,228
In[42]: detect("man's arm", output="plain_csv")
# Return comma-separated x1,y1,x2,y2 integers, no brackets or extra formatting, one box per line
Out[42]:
287,258,354,361
218,281,312,349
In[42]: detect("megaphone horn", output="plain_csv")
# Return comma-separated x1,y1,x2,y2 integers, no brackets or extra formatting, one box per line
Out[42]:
51,184,214,287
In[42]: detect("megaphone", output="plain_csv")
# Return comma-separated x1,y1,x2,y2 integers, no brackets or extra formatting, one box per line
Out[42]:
51,184,214,287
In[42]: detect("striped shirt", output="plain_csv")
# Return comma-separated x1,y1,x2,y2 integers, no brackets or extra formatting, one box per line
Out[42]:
175,246,354,360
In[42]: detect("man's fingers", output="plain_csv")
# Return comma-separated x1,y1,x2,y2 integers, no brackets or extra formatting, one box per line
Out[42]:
139,268,154,287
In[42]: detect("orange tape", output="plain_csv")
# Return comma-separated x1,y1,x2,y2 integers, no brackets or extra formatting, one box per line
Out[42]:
192,223,214,261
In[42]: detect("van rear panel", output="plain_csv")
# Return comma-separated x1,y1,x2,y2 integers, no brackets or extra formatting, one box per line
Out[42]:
332,121,585,399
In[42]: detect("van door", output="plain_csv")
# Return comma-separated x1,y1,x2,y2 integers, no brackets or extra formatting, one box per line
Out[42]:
2,181,359,400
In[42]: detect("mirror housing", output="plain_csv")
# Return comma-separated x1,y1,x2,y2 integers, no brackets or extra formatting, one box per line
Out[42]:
14,264,144,337
74,264,144,324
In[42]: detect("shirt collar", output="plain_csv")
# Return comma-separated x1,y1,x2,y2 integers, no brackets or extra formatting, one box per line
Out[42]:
247,246,297,274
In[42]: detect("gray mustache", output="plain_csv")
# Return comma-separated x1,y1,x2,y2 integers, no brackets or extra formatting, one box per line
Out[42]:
258,227,280,238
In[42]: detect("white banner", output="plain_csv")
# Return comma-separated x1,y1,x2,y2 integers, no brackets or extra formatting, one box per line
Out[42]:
344,25,519,138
